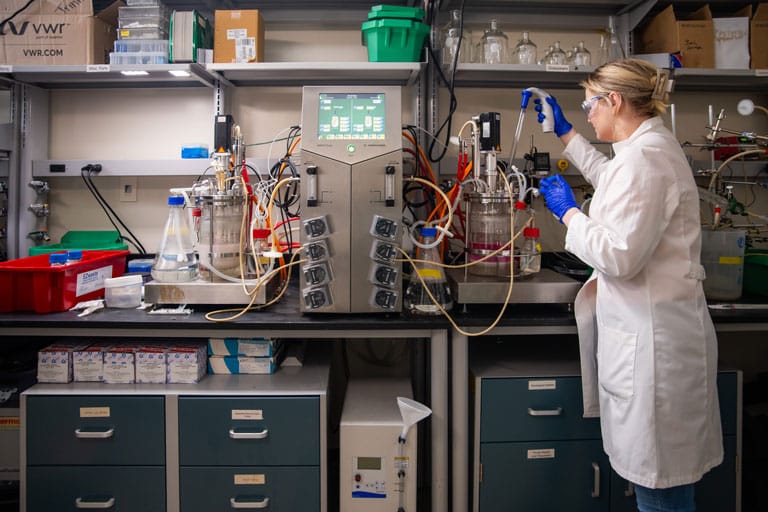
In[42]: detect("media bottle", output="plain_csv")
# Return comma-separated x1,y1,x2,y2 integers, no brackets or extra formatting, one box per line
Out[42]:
403,227,453,316
151,195,199,282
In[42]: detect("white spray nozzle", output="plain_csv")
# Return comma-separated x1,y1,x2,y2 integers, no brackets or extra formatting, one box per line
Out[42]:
397,396,432,442
523,87,554,133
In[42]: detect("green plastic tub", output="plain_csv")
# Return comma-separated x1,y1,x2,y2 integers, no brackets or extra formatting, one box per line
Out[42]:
362,18,430,62
367,4,425,20
743,249,768,297
29,231,129,256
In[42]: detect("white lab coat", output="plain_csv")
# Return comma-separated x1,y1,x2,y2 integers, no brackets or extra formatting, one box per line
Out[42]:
562,117,723,489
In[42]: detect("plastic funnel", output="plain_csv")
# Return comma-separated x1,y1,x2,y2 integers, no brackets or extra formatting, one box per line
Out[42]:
397,396,432,441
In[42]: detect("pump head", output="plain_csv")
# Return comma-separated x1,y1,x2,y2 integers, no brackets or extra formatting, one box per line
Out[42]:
521,87,554,133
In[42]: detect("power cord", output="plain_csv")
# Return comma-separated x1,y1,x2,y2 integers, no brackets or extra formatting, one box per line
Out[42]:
80,164,147,254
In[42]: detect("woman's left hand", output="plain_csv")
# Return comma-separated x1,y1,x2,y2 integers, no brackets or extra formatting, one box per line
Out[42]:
539,174,580,223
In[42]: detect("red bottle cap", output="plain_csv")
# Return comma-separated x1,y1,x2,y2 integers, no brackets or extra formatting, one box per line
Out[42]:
523,227,540,238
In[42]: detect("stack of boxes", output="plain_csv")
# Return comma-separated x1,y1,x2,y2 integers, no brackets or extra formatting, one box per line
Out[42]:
38,341,207,384
207,337,283,374
110,0,171,65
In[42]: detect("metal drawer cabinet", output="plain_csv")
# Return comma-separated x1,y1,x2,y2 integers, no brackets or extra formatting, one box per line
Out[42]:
178,396,319,466
23,393,166,512
179,466,320,512
27,466,166,512
26,395,165,465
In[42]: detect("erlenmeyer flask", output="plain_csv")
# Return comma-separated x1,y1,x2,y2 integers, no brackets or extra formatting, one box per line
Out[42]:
441,9,471,66
480,19,509,64
152,195,199,282
513,31,537,65
605,16,625,62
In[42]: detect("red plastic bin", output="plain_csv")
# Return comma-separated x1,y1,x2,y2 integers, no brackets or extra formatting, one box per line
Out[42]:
0,250,129,313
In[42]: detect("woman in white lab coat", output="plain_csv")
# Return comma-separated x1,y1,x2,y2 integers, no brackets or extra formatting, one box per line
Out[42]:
535,59,722,512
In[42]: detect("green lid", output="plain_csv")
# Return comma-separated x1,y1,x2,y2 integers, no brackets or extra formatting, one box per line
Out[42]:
368,4,425,20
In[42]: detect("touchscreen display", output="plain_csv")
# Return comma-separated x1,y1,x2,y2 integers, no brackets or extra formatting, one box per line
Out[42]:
318,92,386,140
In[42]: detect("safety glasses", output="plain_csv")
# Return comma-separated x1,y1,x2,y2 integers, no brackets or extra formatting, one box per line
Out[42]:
581,95,607,118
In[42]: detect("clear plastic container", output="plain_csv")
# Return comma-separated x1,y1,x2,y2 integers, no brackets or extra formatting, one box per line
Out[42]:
104,275,143,308
519,227,541,276
118,27,169,40
403,227,453,315
114,39,169,53
480,19,509,65
125,0,162,5
513,31,537,65
701,228,746,300
109,52,169,65
152,195,199,283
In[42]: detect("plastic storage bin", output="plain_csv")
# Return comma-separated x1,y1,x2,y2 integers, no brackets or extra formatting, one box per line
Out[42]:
701,228,746,301
362,18,429,62
119,27,169,40
0,250,129,313
114,39,169,53
28,231,128,256
104,275,143,308
110,51,169,65
743,249,768,297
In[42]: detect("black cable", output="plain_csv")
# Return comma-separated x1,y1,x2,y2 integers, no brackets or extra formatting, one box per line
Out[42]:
81,169,145,253
81,166,147,254
0,0,35,30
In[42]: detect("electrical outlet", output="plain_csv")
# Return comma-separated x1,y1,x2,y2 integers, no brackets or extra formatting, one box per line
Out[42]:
119,177,137,202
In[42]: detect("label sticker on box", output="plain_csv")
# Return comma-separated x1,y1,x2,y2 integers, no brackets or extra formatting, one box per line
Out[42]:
232,409,263,420
235,38,256,62
234,474,265,485
76,265,113,296
227,29,248,40
80,407,110,418
527,448,555,459
528,380,556,390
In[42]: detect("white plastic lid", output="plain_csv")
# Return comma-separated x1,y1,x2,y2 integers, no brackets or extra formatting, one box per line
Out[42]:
104,275,143,288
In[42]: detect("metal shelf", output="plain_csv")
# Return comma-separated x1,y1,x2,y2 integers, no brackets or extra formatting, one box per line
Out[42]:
451,63,593,88
0,64,216,89
672,68,768,92
32,160,213,177
206,62,424,87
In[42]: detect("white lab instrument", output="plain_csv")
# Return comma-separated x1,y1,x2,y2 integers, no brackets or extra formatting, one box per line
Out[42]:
340,378,430,512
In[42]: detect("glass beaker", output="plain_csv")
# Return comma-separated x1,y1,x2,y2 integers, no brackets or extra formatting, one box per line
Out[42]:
513,31,537,65
480,19,509,64
403,227,453,316
441,9,471,66
465,192,513,276
152,195,199,283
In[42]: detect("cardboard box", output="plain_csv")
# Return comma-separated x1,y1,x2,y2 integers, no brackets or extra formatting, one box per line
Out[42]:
135,346,168,384
37,342,89,383
73,344,112,382
752,4,768,69
0,0,119,66
636,4,714,68
714,6,751,69
214,9,264,63
167,344,207,383
207,337,281,357
103,346,136,384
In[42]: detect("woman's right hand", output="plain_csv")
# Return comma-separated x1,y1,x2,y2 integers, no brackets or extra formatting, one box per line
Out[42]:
535,95,573,138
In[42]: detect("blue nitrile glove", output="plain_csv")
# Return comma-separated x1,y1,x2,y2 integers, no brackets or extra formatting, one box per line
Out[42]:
538,174,579,223
534,95,573,137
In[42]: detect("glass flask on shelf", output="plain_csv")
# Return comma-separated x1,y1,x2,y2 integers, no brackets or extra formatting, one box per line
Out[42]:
603,16,625,63
403,227,453,316
441,9,471,66
152,195,199,283
480,19,509,64
538,45,553,65
545,41,568,65
574,40,591,66
513,31,537,65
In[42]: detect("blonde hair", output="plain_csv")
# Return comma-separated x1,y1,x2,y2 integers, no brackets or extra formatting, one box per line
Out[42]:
580,58,668,117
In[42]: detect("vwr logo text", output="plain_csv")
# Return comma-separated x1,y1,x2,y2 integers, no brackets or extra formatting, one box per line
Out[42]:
0,21,70,36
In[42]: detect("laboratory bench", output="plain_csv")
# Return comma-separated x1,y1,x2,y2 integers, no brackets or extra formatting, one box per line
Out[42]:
2,288,768,512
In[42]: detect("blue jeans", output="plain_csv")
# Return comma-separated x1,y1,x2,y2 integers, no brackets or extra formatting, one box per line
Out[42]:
634,483,695,512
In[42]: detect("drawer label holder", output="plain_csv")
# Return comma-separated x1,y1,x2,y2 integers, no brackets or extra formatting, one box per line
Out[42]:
79,406,110,418
528,380,556,390
232,409,263,420
527,448,555,459
234,474,266,485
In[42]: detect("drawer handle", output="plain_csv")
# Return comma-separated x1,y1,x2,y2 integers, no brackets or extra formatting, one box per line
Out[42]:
75,497,115,509
526,407,562,416
230,496,270,509
229,428,269,440
75,428,115,439
591,462,600,498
